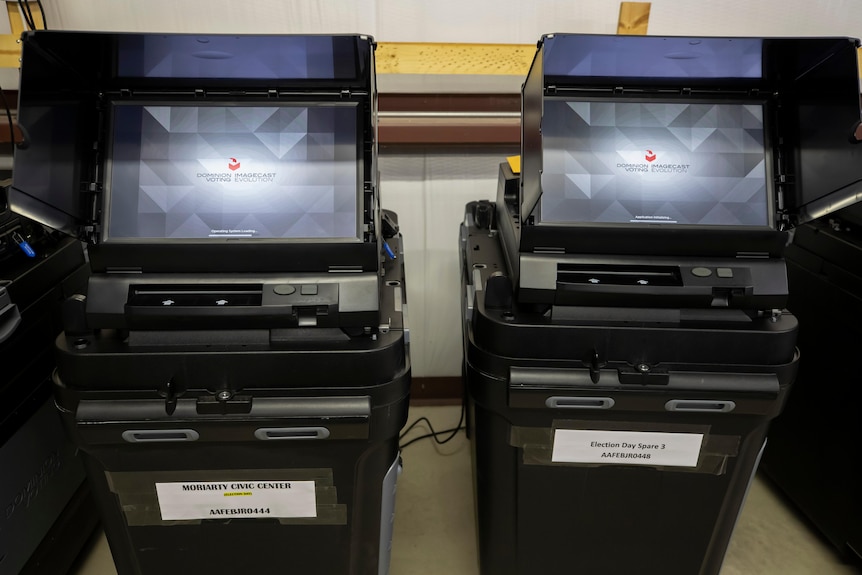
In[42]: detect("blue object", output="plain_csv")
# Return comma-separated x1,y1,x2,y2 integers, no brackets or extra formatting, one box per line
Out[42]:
12,232,36,258
383,241,396,260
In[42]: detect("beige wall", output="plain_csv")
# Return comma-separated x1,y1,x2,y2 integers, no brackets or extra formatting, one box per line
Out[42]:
35,0,862,43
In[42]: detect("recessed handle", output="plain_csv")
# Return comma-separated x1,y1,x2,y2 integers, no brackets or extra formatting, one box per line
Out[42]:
545,396,615,410
665,399,736,413
254,427,331,440
121,429,200,442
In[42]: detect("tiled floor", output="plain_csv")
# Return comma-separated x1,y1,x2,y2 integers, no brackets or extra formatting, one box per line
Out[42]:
70,405,858,575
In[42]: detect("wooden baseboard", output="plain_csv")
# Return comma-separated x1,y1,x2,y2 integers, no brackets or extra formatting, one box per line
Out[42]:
410,376,463,404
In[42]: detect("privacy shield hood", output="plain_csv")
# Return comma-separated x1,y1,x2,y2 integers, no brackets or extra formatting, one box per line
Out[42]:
520,34,862,230
9,31,379,274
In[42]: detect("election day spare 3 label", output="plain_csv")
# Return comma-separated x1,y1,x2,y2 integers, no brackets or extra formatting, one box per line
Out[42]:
552,429,704,467
155,480,317,520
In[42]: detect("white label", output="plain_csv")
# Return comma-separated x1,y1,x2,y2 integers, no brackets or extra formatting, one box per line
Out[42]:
155,481,317,521
552,429,704,467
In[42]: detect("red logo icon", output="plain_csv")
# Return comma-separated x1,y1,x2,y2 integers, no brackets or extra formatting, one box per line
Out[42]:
645,150,657,162
228,158,241,171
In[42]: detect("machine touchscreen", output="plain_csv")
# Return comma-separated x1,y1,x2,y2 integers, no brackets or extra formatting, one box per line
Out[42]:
539,99,771,228
104,102,361,241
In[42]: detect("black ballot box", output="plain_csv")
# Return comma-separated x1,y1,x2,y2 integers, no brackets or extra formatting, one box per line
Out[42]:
760,204,862,565
0,203,95,575
9,31,410,575
461,33,862,575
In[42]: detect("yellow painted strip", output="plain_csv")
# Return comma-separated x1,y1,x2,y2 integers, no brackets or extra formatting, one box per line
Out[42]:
0,36,21,69
1,2,44,69
617,2,651,35
858,46,861,78
376,42,534,76
506,155,521,175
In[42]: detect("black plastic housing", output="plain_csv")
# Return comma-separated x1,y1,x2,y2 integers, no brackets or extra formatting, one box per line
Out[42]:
505,34,862,301
461,202,798,575
9,31,381,275
760,211,862,565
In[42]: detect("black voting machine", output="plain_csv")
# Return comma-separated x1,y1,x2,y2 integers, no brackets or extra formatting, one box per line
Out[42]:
1,189,95,575
9,31,410,575
760,201,862,565
461,34,862,575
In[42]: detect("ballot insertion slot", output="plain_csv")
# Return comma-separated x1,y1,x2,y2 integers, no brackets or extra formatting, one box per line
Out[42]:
557,264,683,287
127,284,263,307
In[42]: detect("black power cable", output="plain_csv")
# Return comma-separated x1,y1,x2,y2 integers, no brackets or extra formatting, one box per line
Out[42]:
17,0,36,30
398,402,466,449
15,0,47,29
35,0,47,28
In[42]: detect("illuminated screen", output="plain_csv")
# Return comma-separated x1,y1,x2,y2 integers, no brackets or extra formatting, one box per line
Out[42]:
540,100,770,227
105,103,360,240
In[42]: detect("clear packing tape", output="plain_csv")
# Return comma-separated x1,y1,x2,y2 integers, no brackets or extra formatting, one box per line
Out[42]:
511,420,741,476
106,468,348,526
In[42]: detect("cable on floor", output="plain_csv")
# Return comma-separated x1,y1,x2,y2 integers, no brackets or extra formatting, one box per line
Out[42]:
399,402,466,449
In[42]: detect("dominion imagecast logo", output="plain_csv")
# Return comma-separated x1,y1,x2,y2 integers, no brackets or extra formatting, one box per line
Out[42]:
616,149,690,174
197,158,276,183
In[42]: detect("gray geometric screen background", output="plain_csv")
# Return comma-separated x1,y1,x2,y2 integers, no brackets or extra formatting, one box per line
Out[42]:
540,100,770,227
543,36,763,79
107,104,359,240
117,35,339,80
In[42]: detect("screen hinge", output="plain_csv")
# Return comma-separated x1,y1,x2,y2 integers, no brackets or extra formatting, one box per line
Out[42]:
776,173,794,186
81,224,101,244
340,89,352,99
105,267,143,274
82,179,103,243
774,165,795,229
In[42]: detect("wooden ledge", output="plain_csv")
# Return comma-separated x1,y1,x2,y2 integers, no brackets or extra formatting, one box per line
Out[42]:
376,42,534,77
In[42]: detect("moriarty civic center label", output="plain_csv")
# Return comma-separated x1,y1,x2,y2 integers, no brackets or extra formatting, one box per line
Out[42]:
155,480,317,520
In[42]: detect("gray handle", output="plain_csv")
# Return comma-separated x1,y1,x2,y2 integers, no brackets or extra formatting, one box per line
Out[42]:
122,429,200,442
0,287,22,344
254,427,331,440
665,399,736,413
545,396,615,409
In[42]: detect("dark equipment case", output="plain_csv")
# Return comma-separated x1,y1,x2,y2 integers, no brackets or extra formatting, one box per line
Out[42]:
10,31,409,575
461,33,862,575
760,204,862,565
0,193,94,575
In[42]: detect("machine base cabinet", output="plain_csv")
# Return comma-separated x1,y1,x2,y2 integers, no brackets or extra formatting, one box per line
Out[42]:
60,373,408,575
461,201,798,575
760,215,862,564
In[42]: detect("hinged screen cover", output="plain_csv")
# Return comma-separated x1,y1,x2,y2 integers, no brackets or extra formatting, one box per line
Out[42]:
9,31,376,256
521,34,862,232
